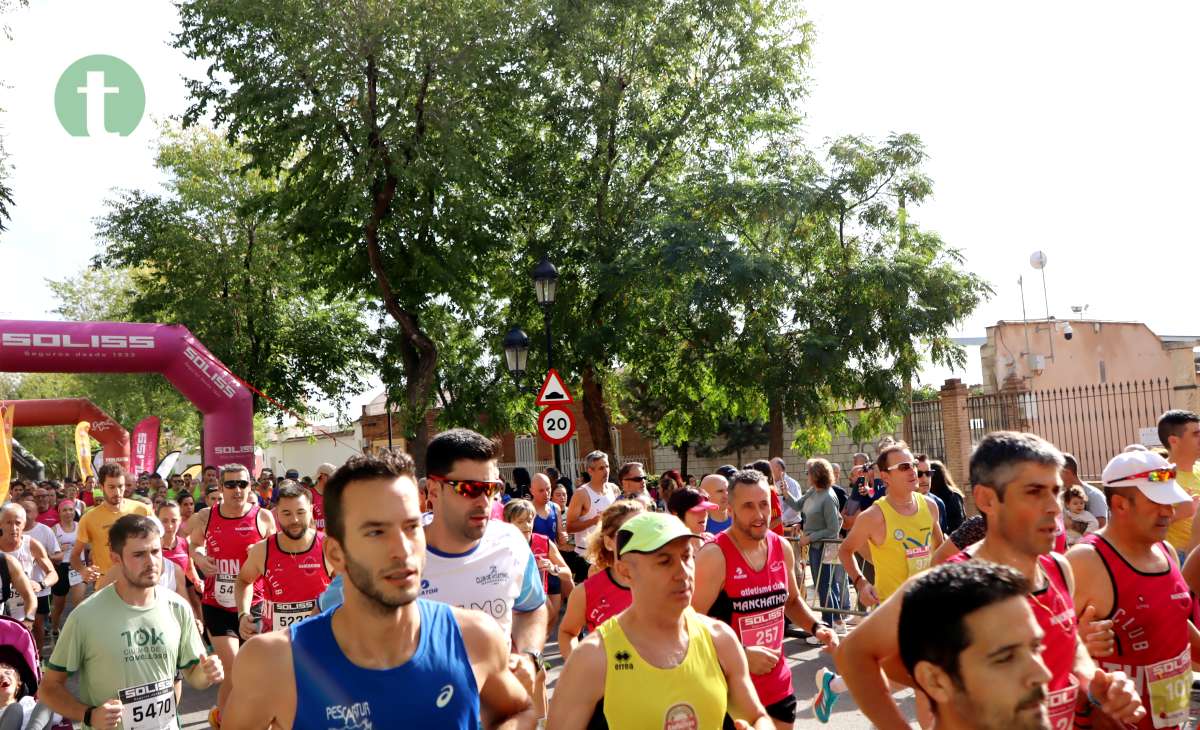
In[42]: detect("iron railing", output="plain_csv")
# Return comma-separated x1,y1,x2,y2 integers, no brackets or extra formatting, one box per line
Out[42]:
908,399,946,463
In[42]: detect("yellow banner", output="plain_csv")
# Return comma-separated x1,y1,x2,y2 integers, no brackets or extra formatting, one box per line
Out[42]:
75,421,95,481
0,403,12,503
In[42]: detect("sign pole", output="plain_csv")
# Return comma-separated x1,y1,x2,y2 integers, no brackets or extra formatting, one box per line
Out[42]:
545,307,561,475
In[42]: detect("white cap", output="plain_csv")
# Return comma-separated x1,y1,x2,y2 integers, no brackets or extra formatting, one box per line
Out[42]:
1101,450,1191,505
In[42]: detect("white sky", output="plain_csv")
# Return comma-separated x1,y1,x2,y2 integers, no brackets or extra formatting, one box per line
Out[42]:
2,0,1199,409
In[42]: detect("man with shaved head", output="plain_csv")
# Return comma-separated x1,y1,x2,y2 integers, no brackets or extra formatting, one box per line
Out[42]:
702,472,733,534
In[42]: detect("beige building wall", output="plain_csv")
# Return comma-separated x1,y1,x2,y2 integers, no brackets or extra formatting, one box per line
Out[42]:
979,320,1180,393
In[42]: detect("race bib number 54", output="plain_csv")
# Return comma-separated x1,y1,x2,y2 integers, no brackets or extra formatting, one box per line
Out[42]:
215,574,236,608
119,678,176,730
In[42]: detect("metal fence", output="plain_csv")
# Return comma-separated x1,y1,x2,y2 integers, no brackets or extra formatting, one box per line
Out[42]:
968,378,1172,480
908,398,946,463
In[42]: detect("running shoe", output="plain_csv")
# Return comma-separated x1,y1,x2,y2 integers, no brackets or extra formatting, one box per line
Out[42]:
812,667,841,723
208,706,221,728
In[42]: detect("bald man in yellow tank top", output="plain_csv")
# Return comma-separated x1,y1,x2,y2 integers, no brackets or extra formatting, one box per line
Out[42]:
838,442,945,607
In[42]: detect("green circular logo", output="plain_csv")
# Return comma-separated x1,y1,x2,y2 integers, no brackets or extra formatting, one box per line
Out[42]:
54,55,145,137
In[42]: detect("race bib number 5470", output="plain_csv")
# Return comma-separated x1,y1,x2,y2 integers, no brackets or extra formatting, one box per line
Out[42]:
119,678,176,730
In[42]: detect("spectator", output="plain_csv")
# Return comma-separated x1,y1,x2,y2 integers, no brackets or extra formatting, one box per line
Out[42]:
927,459,967,534
769,457,804,526
512,467,532,500
1061,485,1099,547
1061,453,1107,529
795,458,846,633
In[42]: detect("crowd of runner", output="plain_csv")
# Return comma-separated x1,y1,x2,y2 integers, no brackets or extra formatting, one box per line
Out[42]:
3,409,1200,728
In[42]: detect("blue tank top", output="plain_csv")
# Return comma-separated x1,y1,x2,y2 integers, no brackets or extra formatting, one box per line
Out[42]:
706,513,733,533
533,503,559,542
291,599,480,729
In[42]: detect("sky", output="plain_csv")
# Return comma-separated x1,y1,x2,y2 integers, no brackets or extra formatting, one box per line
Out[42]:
2,0,1199,411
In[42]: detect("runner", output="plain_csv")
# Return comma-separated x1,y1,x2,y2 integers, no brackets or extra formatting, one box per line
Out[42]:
564,451,619,582
1067,450,1195,730
897,561,1053,730
838,440,943,608
530,473,571,599
235,481,331,638
615,462,655,510
666,487,719,541
692,469,837,729
40,514,223,730
832,431,1145,730
49,499,86,638
221,451,535,729
702,469,734,534
0,504,56,637
548,511,773,730
188,463,276,726
557,501,645,661
309,463,334,533
504,499,570,638
157,501,204,629
71,464,153,586
15,497,60,650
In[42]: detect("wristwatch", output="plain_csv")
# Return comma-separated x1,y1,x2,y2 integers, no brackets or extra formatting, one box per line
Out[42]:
83,706,95,726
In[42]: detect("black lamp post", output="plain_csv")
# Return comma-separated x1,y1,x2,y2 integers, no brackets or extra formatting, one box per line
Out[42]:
532,257,561,473
502,326,530,384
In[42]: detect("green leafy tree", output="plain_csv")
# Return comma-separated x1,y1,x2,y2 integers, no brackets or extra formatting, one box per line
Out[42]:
174,0,539,471
94,124,372,418
0,0,27,231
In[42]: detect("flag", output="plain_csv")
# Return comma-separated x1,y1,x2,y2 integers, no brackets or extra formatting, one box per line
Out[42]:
75,421,95,480
156,450,182,480
0,403,13,503
131,416,161,477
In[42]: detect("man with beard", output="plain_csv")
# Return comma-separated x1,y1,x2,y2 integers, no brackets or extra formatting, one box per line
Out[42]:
831,432,1144,730
1068,450,1196,730
898,561,1053,730
692,469,837,728
41,515,223,730
234,481,332,637
222,451,534,729
71,463,153,584
188,464,276,726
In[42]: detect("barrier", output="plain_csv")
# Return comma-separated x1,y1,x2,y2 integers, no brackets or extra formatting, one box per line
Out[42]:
0,321,254,473
788,536,866,620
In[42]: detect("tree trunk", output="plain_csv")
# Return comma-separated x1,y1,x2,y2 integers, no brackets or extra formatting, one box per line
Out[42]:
581,365,614,458
768,396,784,458
677,441,689,479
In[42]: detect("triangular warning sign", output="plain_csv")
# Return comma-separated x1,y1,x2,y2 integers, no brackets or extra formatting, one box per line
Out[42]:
536,368,573,406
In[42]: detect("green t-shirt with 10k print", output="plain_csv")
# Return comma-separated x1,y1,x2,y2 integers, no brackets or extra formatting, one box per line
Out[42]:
45,584,204,729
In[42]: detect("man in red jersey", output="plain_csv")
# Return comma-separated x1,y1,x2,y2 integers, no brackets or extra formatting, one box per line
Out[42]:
1068,450,1197,730
693,469,837,729
833,432,1144,730
310,462,335,533
235,480,331,637
189,463,276,726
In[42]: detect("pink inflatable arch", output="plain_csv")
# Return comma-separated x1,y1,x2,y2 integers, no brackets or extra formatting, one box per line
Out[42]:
0,320,254,473
4,398,131,467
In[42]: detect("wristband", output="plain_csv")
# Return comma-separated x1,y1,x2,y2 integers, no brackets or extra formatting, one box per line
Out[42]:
83,707,94,726
809,619,830,635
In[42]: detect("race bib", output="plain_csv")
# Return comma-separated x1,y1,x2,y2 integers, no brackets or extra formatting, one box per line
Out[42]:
215,574,236,608
271,600,315,629
119,678,176,730
1045,681,1076,730
906,546,932,576
1146,648,1191,729
736,606,784,652
67,568,82,587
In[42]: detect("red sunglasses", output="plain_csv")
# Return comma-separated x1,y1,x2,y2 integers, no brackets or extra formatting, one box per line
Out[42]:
428,475,504,500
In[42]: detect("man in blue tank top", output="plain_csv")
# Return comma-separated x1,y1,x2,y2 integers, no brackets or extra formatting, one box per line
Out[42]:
221,451,535,729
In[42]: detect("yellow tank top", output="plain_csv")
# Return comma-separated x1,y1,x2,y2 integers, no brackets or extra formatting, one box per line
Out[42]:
869,495,934,600
597,608,728,729
1166,468,1200,550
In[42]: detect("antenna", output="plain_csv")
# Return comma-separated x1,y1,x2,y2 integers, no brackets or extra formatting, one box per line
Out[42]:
1030,251,1053,361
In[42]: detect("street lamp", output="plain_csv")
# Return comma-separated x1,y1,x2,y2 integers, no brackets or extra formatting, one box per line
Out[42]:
533,256,558,308
503,326,530,384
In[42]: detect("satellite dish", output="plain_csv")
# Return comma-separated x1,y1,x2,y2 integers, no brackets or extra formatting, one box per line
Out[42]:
1030,251,1047,270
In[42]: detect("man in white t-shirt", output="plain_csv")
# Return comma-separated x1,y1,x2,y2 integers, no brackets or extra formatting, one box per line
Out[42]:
18,498,61,648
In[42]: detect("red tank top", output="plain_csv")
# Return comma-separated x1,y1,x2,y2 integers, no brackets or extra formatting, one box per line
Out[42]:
1082,535,1192,730
582,568,632,632
709,531,792,705
530,533,550,592
162,533,195,588
310,487,325,532
948,550,1078,729
262,532,329,631
202,504,265,609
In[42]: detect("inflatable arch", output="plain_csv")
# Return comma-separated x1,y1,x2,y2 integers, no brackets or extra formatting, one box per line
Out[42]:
4,398,131,466
0,320,254,473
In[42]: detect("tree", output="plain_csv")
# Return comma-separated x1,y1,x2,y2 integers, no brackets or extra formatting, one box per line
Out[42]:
174,0,540,471
500,0,814,456
94,124,372,419
0,0,27,232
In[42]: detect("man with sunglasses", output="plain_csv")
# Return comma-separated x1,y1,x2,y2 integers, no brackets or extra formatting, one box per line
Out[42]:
1067,450,1195,730
615,462,654,510
838,441,943,609
915,455,948,534
188,463,276,726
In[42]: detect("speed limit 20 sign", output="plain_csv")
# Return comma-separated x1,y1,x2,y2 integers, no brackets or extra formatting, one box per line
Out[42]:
538,406,576,445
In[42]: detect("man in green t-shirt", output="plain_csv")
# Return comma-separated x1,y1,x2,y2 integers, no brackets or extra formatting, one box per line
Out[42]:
40,514,223,729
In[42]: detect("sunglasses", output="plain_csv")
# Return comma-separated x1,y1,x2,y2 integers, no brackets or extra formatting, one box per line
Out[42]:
1107,467,1177,484
885,462,916,473
222,480,251,489
429,475,504,500
917,470,932,477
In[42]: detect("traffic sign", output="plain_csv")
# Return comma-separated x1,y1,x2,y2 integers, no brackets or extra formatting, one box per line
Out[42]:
536,368,573,406
538,406,576,445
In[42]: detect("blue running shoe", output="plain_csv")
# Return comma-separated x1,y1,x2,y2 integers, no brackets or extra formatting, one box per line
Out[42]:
813,667,841,723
